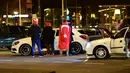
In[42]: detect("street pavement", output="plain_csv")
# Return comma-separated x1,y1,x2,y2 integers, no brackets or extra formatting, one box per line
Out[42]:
0,48,88,63
0,54,87,63
0,50,130,73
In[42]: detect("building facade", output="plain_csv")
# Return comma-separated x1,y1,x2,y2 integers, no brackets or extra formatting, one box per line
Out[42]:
2,0,130,28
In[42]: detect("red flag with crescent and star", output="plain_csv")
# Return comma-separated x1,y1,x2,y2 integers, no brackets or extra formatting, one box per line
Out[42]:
58,21,71,50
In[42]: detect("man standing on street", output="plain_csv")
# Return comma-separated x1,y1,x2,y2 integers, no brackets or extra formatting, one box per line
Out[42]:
68,20,73,56
119,15,130,59
30,18,43,57
42,22,54,56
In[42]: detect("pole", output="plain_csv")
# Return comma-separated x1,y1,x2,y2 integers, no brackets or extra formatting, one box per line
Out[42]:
62,0,64,16
19,0,22,26
6,0,8,25
75,0,77,25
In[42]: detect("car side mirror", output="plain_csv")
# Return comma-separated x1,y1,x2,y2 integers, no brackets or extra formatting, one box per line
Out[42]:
111,36,115,39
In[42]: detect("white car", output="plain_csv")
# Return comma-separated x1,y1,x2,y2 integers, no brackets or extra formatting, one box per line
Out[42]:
86,27,129,59
11,28,88,56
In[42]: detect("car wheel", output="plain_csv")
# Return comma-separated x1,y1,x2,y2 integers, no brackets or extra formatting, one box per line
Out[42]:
19,44,31,56
71,42,82,55
94,46,110,59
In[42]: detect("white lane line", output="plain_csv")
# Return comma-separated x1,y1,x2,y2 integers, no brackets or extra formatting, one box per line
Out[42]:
53,61,72,63
0,60,12,62
85,63,104,65
23,60,41,62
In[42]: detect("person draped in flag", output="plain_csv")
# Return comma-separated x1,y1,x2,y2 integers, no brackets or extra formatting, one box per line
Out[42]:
58,20,71,56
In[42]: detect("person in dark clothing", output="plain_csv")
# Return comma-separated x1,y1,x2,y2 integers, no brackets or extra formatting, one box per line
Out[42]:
68,21,73,56
30,18,43,57
42,22,54,55
119,16,130,59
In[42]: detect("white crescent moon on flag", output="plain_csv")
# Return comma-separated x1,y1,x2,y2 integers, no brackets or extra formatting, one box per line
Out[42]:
61,25,69,33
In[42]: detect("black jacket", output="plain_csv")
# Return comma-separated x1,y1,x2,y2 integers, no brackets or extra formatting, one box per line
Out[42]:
120,18,130,38
30,24,41,40
42,26,54,44
68,22,73,41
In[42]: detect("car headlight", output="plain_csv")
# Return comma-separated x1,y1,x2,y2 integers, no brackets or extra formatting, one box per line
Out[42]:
13,41,19,46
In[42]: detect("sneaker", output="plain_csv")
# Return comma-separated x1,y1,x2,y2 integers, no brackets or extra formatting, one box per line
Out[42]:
45,54,50,56
39,56,43,57
69,54,72,56
59,54,63,56
32,56,35,57
51,53,55,56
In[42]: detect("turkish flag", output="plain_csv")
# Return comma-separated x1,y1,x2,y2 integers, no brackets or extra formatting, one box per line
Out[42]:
58,24,71,50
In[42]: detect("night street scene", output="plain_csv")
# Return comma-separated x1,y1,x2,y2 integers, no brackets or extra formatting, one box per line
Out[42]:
0,0,130,73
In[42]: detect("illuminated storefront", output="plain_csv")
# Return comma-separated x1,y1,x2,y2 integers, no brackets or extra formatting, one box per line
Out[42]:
98,5,130,30
44,7,82,27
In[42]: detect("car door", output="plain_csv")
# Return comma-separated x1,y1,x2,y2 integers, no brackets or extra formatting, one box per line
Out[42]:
8,27,21,46
111,27,129,53
0,27,9,47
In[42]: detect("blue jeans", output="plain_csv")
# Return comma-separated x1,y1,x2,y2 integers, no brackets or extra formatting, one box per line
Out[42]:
125,38,130,58
32,39,43,56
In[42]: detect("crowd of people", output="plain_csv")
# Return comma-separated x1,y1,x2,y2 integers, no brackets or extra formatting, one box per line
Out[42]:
30,16,73,57
30,15,130,59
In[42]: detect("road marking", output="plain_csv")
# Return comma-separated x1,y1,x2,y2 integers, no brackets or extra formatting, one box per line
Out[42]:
72,60,84,63
0,60,12,62
85,63,104,65
53,61,71,63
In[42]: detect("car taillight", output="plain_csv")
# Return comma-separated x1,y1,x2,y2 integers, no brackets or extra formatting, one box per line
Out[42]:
80,35,87,40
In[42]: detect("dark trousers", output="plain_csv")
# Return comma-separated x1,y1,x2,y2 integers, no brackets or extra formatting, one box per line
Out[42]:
32,39,43,56
45,43,54,55
125,38,130,58
69,35,73,54
69,41,72,54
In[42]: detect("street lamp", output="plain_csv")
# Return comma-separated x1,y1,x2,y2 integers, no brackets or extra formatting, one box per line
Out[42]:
13,11,18,25
14,11,18,15
19,0,22,26
62,0,64,16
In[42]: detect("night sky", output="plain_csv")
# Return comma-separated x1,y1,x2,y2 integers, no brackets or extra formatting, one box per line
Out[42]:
0,0,130,12
0,0,130,8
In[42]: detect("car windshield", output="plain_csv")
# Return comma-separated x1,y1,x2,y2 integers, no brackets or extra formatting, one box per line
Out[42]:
77,30,85,34
78,29,101,36
114,28,127,38
102,28,112,38
78,28,112,37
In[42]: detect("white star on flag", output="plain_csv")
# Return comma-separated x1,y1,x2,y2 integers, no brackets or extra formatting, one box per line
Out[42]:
63,34,67,38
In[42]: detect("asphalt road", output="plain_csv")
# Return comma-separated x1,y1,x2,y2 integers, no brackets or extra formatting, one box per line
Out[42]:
0,49,130,73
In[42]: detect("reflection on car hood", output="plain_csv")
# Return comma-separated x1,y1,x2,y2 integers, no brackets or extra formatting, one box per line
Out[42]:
91,38,111,44
88,36,103,41
16,37,31,41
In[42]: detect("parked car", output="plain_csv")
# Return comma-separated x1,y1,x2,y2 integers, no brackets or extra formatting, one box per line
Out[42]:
78,27,112,41
85,27,129,59
11,28,88,56
0,26,29,50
